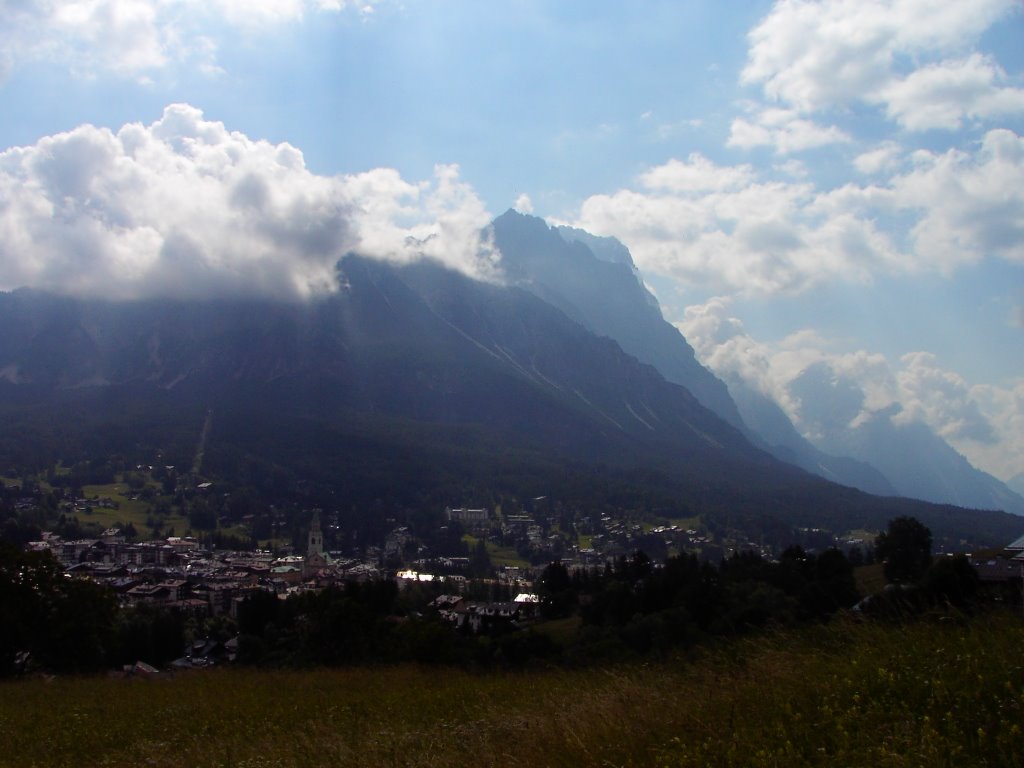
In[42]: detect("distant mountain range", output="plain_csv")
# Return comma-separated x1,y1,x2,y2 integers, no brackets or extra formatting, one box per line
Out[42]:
0,212,1021,546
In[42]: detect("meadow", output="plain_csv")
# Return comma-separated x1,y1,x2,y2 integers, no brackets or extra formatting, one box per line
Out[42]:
2,611,1021,768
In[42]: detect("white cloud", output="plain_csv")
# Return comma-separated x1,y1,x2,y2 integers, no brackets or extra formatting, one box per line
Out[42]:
853,142,902,175
0,104,497,301
638,153,755,192
574,154,902,295
968,379,1024,481
678,298,898,437
0,0,381,82
574,125,1024,295
678,297,781,399
773,159,809,178
879,54,1024,131
2,0,175,80
727,108,851,155
513,193,534,214
891,129,1024,270
679,299,1023,479
895,351,996,443
741,0,1022,130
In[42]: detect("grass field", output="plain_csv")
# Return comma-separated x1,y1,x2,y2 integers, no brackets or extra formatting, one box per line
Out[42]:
2,611,1022,767
75,482,190,535
463,534,530,568
853,562,887,596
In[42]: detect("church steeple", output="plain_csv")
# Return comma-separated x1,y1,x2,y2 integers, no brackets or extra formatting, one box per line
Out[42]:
307,509,324,559
303,509,330,578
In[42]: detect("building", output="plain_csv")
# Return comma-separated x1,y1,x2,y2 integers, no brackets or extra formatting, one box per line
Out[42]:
446,506,490,531
303,510,331,577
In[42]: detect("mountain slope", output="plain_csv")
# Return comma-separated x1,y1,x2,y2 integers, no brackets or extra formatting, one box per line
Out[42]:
726,378,897,497
0,258,770,476
0,257,1021,545
493,210,745,431
492,211,912,497
789,362,1024,515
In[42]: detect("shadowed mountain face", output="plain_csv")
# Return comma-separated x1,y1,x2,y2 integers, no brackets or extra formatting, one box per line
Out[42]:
0,253,1021,545
0,256,769,476
492,210,745,432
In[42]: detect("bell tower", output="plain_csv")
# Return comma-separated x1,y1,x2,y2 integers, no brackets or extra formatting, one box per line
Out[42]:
307,509,324,559
304,509,328,577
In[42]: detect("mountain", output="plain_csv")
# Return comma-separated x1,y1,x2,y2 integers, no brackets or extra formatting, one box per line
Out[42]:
492,210,908,497
0,255,1021,546
0,258,776,487
1009,473,1024,498
490,212,1022,517
493,210,744,431
789,362,1024,515
0,262,755,463
725,377,897,497
813,414,1024,516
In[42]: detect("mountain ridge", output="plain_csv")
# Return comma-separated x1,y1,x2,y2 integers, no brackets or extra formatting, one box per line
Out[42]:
0,249,1020,545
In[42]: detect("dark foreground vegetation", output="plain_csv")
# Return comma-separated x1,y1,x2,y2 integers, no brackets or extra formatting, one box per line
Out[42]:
1,612,1022,768
0,514,985,675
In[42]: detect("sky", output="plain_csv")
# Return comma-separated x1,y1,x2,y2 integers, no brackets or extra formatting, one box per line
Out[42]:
0,0,1022,483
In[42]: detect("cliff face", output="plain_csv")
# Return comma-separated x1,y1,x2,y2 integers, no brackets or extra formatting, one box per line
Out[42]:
493,210,746,432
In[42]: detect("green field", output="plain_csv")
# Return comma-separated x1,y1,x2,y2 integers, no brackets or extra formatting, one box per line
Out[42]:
2,612,1022,767
74,482,190,536
463,534,530,568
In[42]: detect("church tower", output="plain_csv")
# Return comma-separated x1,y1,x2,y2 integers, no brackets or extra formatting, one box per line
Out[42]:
308,509,324,559
303,509,329,577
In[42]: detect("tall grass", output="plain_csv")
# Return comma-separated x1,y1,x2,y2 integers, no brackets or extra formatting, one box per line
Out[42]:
2,612,1022,767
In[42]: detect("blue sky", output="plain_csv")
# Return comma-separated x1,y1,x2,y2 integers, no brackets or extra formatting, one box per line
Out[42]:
0,0,1022,482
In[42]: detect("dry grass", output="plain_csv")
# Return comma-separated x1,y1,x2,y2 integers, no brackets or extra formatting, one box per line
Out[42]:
853,562,887,596
2,612,1022,768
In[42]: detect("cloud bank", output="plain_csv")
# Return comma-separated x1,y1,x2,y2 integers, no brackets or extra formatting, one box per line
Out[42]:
571,127,1024,296
0,104,497,301
678,298,1024,482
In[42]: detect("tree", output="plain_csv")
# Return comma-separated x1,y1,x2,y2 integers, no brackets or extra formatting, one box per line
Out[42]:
924,554,979,609
468,538,492,577
876,516,932,584
0,544,117,675
536,561,574,619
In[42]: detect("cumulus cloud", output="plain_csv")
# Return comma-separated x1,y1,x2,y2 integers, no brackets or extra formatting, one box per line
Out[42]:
727,108,851,155
968,380,1024,481
891,129,1024,270
513,193,534,214
638,154,755,192
572,125,1024,295
879,54,1024,131
679,298,1023,480
895,352,996,443
0,0,381,82
573,154,902,295
853,142,902,175
740,0,1023,134
0,104,497,301
678,298,899,438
